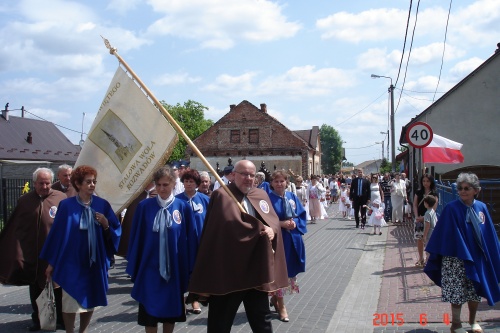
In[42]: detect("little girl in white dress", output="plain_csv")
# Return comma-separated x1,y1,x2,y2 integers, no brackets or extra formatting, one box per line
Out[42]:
367,199,387,235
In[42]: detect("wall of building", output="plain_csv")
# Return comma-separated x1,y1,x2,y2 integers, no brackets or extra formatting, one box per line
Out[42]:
411,54,500,175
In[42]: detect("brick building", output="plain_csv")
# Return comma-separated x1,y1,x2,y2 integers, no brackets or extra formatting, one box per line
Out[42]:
186,100,321,178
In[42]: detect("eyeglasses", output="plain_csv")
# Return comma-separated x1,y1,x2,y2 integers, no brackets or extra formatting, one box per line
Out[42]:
235,171,256,179
457,186,473,191
85,179,97,185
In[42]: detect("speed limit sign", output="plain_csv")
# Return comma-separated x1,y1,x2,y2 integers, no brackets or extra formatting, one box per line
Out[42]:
406,122,433,148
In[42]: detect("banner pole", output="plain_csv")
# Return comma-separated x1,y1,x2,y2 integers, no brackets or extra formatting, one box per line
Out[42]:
101,37,245,213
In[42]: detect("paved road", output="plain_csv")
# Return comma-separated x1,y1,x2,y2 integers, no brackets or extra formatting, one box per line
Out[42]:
1,204,499,332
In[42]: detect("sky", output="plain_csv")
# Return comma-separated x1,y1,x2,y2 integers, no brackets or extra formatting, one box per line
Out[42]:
1,0,499,165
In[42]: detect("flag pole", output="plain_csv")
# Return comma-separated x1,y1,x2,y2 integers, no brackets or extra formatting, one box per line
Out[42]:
101,37,245,213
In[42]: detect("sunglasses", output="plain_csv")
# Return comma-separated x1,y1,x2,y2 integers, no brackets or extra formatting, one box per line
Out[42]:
457,186,473,191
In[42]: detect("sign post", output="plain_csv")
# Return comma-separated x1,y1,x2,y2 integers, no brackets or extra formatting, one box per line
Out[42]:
406,122,433,149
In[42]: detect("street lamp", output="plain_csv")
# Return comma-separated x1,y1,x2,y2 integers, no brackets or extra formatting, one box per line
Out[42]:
375,141,384,160
372,74,395,171
380,131,389,160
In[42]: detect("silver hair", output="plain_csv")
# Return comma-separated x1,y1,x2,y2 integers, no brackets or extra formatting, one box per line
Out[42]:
33,167,54,182
199,171,210,179
256,172,265,179
457,172,481,190
153,166,176,183
58,164,72,172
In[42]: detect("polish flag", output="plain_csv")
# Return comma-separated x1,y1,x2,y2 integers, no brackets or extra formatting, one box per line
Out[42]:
423,134,464,164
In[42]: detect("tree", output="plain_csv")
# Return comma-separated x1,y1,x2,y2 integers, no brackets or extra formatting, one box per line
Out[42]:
159,100,214,162
379,158,391,174
319,124,344,174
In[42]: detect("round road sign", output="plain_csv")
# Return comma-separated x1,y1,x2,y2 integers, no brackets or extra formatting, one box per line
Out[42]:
406,122,433,148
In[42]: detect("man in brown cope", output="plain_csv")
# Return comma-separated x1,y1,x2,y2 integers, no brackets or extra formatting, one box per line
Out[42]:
188,160,288,333
0,168,67,331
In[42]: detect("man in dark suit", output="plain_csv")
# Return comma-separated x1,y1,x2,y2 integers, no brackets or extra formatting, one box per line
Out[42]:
349,169,371,229
51,164,72,194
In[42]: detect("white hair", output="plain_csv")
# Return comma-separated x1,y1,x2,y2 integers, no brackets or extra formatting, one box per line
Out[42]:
33,167,54,182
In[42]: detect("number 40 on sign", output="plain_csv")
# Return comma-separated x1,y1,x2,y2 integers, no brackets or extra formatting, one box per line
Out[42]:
405,121,433,149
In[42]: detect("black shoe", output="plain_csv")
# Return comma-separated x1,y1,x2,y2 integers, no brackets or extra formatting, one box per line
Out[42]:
29,324,41,331
56,323,66,330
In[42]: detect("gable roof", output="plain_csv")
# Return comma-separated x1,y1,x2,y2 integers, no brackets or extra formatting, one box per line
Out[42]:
356,159,381,169
400,49,500,144
191,100,314,149
0,115,80,162
293,126,320,150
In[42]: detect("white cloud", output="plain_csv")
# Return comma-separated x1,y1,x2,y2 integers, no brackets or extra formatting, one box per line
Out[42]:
106,0,141,15
449,57,484,78
256,65,355,97
202,72,257,93
316,8,407,43
154,72,202,86
146,0,301,49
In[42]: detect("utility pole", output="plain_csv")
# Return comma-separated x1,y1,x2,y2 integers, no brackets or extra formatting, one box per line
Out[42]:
389,84,395,172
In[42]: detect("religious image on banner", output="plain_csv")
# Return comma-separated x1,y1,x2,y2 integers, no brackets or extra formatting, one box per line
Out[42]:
88,110,141,173
76,66,178,213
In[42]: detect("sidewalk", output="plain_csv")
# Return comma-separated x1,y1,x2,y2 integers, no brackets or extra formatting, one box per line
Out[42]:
1,204,500,332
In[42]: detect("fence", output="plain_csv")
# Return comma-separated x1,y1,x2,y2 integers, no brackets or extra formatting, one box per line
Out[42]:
435,179,500,230
0,178,32,231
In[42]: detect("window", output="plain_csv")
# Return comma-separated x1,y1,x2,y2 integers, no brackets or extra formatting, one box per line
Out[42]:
230,130,240,143
248,129,259,143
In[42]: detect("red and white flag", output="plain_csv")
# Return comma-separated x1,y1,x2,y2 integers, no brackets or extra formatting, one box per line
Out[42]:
422,134,464,164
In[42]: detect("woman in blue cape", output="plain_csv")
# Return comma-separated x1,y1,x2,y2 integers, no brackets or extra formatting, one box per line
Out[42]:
424,173,500,333
126,166,197,333
175,168,209,314
267,170,307,323
41,165,121,333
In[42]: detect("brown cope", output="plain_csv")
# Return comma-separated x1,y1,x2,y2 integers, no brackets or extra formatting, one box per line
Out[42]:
188,182,288,295
0,190,66,288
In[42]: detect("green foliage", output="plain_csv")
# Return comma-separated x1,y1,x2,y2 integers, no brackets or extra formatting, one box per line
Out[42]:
319,124,344,174
160,100,214,162
343,161,354,167
379,158,392,174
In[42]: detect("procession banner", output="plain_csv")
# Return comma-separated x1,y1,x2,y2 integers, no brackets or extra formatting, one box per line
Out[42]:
75,66,178,213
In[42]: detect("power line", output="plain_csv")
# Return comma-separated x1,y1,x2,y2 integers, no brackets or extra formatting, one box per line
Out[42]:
23,109,86,135
345,143,378,150
395,0,421,115
395,87,445,94
433,0,453,102
394,0,413,87
334,90,387,127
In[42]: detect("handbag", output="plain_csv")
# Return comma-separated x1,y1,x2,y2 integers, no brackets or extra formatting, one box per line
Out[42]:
36,280,57,331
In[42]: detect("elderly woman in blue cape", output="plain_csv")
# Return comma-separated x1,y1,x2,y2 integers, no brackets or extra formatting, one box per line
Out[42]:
424,173,500,333
41,165,121,333
126,166,197,333
267,170,307,323
175,168,209,315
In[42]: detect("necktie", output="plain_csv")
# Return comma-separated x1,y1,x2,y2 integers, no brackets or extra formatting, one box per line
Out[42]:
282,195,296,219
152,196,174,281
465,202,485,258
76,195,98,266
358,179,362,196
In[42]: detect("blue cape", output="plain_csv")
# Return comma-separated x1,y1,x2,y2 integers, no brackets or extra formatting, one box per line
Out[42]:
40,196,121,308
126,197,197,318
424,199,500,306
175,191,210,243
268,191,307,277
258,181,271,193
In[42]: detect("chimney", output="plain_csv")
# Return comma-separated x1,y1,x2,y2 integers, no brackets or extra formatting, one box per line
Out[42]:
2,102,8,121
260,103,267,113
27,132,33,144
230,104,236,111
21,106,25,117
